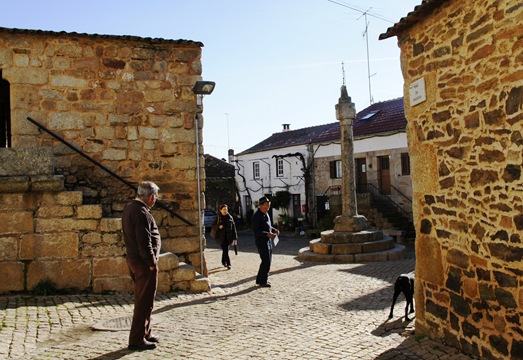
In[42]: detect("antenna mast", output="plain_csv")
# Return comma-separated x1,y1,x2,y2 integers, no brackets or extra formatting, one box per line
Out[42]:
327,1,390,105
359,8,375,105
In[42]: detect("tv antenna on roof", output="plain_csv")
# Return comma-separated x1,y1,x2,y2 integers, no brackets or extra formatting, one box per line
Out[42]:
327,0,394,105
359,8,376,104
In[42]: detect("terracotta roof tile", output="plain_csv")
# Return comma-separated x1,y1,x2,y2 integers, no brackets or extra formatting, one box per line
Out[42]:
379,0,450,40
0,26,203,47
238,97,406,155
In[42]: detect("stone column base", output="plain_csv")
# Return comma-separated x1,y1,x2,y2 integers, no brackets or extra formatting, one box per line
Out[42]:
333,214,369,232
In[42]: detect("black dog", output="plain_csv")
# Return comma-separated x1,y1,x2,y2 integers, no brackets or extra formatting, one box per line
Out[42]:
388,273,414,321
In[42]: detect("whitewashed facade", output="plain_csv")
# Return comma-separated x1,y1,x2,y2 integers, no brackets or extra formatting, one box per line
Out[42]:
233,98,412,227
234,144,308,226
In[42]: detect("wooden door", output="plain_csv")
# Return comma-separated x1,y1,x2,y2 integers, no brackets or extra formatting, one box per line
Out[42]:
379,156,391,195
355,158,367,193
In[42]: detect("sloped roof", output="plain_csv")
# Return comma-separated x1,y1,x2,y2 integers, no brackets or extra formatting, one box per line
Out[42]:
0,26,203,47
238,97,406,155
379,0,450,40
204,154,235,178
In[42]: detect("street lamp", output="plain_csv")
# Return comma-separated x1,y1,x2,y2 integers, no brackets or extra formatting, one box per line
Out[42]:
192,80,215,276
192,81,216,98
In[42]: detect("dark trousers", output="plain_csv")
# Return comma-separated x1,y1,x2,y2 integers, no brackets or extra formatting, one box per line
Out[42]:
127,258,158,345
221,241,231,266
255,237,272,284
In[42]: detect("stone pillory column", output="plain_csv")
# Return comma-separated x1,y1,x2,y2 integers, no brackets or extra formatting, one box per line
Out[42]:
333,85,369,232
297,85,406,263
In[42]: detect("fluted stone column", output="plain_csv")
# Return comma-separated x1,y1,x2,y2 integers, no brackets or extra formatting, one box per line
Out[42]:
332,85,369,233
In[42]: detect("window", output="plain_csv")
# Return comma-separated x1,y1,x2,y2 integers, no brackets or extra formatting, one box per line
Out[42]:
276,158,284,177
0,72,11,148
360,110,380,120
245,195,251,209
401,153,410,175
253,162,260,179
329,160,342,179
379,156,390,170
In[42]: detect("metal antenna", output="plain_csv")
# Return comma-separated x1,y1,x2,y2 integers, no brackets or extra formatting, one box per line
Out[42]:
341,61,346,86
327,1,385,106
358,8,375,105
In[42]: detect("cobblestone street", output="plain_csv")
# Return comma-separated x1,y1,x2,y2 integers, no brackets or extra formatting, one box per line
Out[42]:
0,230,477,359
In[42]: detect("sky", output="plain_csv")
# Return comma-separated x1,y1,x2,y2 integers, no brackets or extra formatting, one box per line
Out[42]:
0,0,421,160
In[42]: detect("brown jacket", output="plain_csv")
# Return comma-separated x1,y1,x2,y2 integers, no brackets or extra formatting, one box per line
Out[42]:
122,199,161,268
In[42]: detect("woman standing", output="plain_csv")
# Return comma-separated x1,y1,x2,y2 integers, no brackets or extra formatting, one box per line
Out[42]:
213,204,238,269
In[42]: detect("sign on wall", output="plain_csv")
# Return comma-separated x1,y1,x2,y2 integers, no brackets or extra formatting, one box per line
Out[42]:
409,77,427,106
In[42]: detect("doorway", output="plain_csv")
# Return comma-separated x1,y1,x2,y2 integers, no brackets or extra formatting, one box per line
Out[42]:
378,156,391,195
355,158,367,193
0,71,11,148
292,194,301,218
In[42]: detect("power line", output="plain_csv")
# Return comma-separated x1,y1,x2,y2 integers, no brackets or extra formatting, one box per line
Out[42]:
328,0,386,105
326,0,396,23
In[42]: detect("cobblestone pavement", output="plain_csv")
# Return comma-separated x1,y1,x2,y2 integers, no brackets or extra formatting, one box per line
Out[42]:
0,230,477,359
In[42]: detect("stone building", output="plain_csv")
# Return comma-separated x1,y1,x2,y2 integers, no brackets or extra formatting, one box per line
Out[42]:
312,97,412,233
0,27,211,293
233,98,413,234
380,1,523,358
204,153,239,215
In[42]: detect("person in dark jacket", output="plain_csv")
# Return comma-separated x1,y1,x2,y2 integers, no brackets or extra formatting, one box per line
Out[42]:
122,181,161,351
213,204,238,269
251,196,279,288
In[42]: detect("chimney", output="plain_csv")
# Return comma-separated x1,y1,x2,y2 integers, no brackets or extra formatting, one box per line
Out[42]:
228,149,235,164
282,124,290,132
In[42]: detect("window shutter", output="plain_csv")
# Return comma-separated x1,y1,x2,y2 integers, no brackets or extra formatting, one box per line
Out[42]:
330,161,336,178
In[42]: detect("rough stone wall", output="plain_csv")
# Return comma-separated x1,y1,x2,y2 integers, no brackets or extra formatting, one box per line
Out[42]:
0,185,207,294
395,1,523,358
314,154,342,197
0,28,207,274
314,149,412,211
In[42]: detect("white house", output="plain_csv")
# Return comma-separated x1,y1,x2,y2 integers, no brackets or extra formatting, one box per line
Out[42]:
233,97,412,230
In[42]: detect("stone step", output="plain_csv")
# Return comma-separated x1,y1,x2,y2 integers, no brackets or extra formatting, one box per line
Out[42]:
0,147,55,176
0,175,64,193
190,275,211,292
298,244,406,263
382,229,406,243
320,229,384,244
310,236,395,255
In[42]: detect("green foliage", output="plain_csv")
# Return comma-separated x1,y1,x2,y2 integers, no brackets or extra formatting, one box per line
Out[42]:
271,190,291,210
33,279,57,296
278,213,292,227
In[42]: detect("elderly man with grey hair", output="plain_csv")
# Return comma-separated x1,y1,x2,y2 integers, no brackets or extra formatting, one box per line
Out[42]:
122,181,161,351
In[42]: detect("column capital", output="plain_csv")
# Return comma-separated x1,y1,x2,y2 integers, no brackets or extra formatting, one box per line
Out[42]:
335,85,356,121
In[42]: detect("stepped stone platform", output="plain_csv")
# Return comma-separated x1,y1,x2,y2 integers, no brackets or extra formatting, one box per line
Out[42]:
298,229,406,263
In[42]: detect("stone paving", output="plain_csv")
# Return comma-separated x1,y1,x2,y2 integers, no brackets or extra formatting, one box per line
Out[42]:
0,230,478,359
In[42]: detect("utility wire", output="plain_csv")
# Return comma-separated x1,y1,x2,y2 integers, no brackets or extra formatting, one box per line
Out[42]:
326,0,396,23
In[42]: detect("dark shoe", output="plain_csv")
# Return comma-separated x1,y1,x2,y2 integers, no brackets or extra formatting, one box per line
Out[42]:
146,336,160,343
128,341,156,351
227,265,231,270
258,283,271,288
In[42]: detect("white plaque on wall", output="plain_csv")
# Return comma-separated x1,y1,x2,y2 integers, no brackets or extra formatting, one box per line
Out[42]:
409,77,426,106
